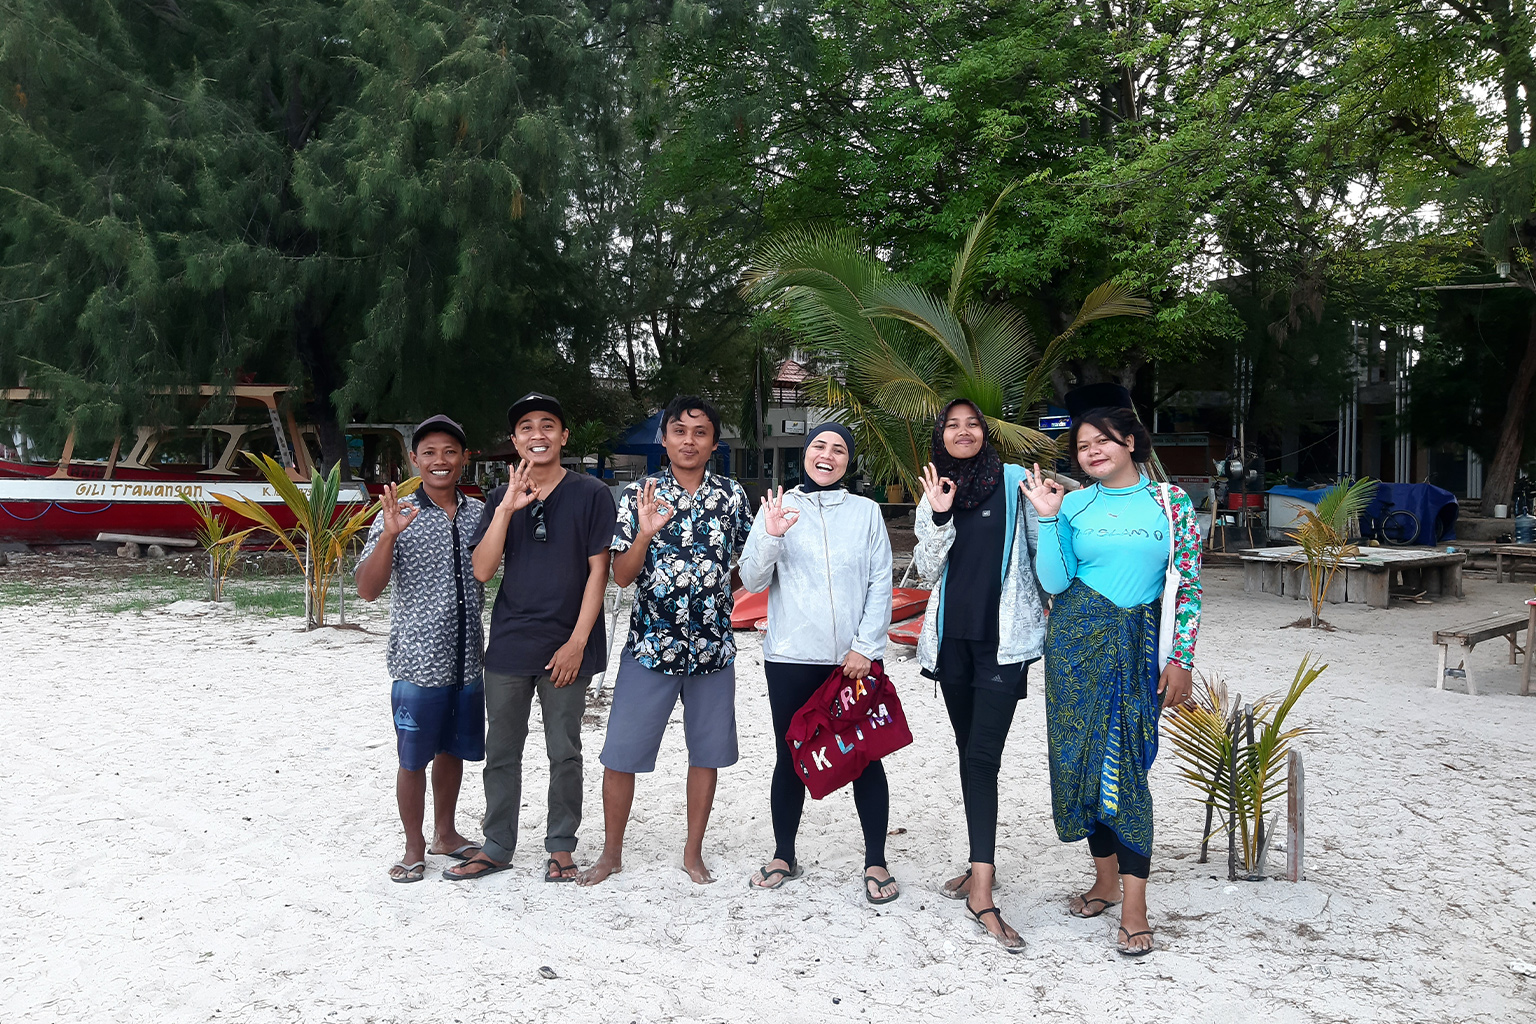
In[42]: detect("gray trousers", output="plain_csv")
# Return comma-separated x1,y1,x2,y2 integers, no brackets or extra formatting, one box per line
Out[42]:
480,669,590,863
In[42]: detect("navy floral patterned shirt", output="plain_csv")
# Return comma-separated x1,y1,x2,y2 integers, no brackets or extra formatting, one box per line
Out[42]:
612,468,753,675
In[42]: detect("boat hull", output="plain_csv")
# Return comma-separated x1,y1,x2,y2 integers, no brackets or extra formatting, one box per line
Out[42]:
0,477,372,544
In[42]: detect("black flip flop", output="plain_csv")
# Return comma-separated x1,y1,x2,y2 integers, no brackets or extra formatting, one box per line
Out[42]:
442,855,511,881
748,862,802,890
865,873,900,905
1069,895,1119,919
966,902,1024,953
940,866,973,901
545,857,578,883
1117,926,1155,957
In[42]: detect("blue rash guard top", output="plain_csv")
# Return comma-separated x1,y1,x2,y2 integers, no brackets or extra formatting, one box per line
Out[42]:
1035,477,1170,608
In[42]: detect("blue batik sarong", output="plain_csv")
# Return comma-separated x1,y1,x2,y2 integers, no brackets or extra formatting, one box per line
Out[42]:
1044,580,1161,856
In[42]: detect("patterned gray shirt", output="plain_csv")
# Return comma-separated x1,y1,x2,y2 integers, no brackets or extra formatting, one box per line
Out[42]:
358,491,485,687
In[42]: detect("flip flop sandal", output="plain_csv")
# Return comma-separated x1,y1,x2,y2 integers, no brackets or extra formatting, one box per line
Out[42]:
435,844,480,862
966,902,1025,954
940,867,973,901
544,857,578,883
389,860,426,884
1117,926,1155,957
1069,895,1119,919
865,873,900,905
442,855,512,882
748,862,802,890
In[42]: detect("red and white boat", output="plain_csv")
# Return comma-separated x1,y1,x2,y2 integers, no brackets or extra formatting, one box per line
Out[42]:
0,385,426,546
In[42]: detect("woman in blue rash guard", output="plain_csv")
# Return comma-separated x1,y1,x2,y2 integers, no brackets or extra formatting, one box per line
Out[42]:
1020,384,1202,958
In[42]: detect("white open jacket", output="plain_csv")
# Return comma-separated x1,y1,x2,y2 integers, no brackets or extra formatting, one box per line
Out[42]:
738,487,893,665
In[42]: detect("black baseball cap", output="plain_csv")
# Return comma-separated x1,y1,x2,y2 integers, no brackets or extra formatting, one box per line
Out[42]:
507,391,565,430
411,414,468,450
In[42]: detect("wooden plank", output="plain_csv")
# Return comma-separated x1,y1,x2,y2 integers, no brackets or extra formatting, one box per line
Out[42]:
1363,567,1391,609
1286,750,1304,882
95,532,198,548
1244,560,1263,595
1524,601,1535,697
1432,613,1527,645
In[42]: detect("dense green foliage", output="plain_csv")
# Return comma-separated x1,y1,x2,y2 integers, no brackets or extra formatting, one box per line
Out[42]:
1,0,1532,503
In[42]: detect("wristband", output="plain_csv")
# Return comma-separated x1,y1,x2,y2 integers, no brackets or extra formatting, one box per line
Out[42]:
1038,516,1058,524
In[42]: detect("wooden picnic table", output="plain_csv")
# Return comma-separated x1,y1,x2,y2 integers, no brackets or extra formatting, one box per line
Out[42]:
1491,543,1536,584
1241,546,1465,609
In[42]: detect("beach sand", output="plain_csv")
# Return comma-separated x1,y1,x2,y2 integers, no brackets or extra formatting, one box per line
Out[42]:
3,564,1534,1023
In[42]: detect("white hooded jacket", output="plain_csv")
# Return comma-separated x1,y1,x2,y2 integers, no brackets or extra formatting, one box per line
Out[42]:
737,487,893,665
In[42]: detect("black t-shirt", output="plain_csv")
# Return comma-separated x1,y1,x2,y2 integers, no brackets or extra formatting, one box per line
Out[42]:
469,471,618,677
937,482,1005,643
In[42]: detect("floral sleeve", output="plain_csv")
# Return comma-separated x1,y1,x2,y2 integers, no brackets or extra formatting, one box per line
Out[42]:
1157,485,1203,668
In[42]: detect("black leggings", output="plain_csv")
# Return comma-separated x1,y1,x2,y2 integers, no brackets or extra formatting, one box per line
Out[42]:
939,678,1020,865
765,660,889,869
1087,823,1151,879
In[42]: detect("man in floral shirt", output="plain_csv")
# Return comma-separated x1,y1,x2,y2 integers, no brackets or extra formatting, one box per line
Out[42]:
578,396,753,887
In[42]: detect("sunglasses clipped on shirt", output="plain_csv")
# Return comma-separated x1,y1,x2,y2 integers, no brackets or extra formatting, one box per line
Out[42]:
529,498,547,542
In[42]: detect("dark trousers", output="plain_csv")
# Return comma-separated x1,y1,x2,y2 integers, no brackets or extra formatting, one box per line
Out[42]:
480,670,590,864
765,661,889,869
939,659,1023,866
1087,823,1151,879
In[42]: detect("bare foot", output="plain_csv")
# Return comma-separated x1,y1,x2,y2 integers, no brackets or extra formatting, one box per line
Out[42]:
576,853,622,887
683,853,716,885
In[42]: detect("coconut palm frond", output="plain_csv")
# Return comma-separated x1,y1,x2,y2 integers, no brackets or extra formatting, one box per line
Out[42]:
962,301,1039,393
947,181,1019,310
1053,281,1154,346
868,280,975,373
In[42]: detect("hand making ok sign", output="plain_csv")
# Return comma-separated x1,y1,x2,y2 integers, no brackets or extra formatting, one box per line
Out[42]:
760,486,801,537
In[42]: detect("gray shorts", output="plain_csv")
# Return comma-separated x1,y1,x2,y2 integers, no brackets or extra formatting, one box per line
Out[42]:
599,649,738,773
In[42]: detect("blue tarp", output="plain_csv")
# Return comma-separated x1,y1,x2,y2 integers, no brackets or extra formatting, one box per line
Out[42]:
1268,482,1459,544
610,410,732,475
1364,481,1458,544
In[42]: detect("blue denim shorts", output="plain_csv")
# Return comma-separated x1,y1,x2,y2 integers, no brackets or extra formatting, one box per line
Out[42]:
391,677,486,771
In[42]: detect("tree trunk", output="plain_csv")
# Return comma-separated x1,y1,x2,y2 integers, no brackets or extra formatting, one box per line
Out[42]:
293,297,349,478
1480,307,1536,516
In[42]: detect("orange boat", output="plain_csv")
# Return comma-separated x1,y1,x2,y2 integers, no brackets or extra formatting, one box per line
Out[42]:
733,585,932,632
888,615,924,646
730,587,769,629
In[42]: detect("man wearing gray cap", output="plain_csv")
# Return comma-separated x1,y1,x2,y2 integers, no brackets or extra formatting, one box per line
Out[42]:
356,415,486,883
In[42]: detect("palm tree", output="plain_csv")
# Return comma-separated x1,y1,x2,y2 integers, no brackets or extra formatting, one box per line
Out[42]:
742,186,1152,493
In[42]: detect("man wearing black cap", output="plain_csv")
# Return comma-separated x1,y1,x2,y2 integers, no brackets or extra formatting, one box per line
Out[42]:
356,415,486,883
445,392,617,883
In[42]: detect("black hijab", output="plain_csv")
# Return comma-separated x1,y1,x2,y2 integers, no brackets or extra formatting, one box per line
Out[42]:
799,423,855,493
930,399,1003,510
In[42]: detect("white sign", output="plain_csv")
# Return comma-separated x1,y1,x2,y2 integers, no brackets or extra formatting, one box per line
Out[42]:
782,420,806,435
0,478,370,505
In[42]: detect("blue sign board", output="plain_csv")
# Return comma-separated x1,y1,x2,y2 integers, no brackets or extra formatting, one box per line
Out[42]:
1038,415,1071,431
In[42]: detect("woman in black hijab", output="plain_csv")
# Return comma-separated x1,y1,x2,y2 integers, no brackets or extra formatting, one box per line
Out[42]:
910,399,1048,952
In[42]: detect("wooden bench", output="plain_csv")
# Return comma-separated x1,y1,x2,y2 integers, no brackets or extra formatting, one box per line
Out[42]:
1432,612,1530,695
1492,544,1536,584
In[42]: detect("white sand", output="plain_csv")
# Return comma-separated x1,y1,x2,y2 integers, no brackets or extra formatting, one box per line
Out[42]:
4,566,1535,1023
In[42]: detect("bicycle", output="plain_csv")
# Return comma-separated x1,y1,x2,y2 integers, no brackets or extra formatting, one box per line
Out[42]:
1360,495,1419,546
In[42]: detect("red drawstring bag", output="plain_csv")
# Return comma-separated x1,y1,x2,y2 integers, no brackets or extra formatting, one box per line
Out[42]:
786,662,914,800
